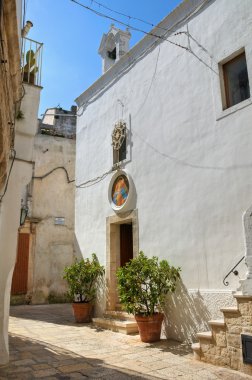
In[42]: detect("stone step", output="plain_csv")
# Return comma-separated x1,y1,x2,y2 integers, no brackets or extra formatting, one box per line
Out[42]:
208,319,225,327
104,310,135,321
196,331,213,340
220,306,239,314
191,342,201,360
233,293,252,302
92,317,139,335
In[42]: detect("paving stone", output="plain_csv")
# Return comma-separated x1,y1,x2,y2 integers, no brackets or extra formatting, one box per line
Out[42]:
13,358,36,366
58,363,93,373
33,368,59,378
32,363,52,370
4,304,252,380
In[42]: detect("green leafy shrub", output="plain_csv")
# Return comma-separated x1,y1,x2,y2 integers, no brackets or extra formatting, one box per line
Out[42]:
63,254,104,303
117,251,181,316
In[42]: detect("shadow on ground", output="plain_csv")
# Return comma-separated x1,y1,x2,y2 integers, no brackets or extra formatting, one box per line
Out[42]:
145,339,192,357
10,304,78,327
0,334,158,380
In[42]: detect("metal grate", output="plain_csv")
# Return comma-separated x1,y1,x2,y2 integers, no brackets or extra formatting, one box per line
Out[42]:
242,334,252,364
21,37,43,86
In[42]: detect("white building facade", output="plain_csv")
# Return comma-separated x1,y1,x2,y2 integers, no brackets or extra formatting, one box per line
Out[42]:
75,0,252,342
0,0,42,364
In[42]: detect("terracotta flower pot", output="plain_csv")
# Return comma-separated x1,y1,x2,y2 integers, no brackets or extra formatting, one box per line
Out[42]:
135,313,164,343
72,303,93,323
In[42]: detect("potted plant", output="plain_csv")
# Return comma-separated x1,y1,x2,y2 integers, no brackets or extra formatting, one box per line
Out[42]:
63,253,104,323
23,50,38,85
117,251,181,342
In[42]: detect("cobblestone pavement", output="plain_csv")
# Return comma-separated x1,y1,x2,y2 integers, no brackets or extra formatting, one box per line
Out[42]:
0,304,251,379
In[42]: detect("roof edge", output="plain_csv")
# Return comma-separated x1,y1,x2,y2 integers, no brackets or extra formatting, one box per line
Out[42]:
75,0,212,108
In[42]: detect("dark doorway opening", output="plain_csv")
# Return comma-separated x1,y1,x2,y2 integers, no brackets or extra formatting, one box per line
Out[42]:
11,233,30,295
120,223,133,267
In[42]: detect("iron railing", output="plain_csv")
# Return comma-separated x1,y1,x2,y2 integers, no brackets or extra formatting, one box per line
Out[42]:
223,255,245,286
21,37,43,86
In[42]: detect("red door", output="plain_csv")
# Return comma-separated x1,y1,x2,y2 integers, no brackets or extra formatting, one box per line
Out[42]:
120,224,133,267
11,233,30,295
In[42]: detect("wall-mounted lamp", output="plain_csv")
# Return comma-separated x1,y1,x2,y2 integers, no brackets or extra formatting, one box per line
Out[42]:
20,205,28,226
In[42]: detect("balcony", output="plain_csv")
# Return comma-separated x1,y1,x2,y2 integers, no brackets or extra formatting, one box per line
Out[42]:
21,37,43,86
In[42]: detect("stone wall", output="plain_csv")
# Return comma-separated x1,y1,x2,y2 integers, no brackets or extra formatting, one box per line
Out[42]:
29,134,76,304
194,295,252,376
0,0,22,189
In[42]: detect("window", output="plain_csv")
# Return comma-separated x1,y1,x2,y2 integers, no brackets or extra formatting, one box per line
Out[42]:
107,47,116,60
222,52,250,109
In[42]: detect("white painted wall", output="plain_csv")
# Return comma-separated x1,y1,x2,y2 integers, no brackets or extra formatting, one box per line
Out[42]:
0,84,41,364
42,108,56,125
75,0,252,341
31,134,76,303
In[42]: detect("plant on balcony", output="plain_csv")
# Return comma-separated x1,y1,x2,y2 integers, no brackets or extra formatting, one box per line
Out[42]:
117,251,181,342
63,254,104,323
23,50,38,84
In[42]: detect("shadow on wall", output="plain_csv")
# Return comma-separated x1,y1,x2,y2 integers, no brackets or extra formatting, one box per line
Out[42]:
73,233,83,260
95,273,106,317
163,280,211,344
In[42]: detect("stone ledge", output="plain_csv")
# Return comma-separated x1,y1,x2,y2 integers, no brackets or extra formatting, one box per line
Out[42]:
196,331,212,340
208,319,225,327
220,307,239,314
103,310,135,321
92,317,138,334
234,294,252,301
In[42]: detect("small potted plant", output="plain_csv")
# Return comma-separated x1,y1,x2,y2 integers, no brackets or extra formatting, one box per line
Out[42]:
63,253,104,323
23,50,38,85
117,251,181,342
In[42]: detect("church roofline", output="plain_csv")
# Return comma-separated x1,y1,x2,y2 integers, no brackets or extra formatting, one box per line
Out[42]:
75,0,212,108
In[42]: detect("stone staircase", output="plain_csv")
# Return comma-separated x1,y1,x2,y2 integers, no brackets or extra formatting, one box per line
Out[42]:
192,293,252,376
92,310,139,335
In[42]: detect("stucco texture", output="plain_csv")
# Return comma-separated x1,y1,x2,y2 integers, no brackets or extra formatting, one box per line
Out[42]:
75,0,252,341
31,134,76,303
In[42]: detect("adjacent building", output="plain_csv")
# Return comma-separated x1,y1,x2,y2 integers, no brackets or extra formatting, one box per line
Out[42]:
11,107,76,304
0,0,42,364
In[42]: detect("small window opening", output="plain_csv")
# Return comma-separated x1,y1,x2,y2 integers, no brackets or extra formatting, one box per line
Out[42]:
107,47,116,60
113,135,126,164
222,52,250,109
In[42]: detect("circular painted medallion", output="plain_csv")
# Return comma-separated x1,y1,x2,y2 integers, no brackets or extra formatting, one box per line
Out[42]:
111,175,129,207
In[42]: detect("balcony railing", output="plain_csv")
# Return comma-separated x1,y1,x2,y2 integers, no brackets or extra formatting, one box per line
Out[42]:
21,37,43,86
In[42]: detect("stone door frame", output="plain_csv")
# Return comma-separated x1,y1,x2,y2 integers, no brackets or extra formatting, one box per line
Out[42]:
106,209,139,310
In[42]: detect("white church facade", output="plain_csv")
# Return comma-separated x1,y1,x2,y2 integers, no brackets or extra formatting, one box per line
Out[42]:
75,0,252,344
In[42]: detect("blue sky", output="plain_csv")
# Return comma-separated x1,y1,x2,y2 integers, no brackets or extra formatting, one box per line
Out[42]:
25,0,182,116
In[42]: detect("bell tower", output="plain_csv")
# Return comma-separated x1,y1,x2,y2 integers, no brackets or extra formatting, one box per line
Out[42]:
98,24,131,74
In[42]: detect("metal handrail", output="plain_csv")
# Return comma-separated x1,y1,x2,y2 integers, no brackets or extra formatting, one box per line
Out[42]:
223,256,245,286
21,36,43,86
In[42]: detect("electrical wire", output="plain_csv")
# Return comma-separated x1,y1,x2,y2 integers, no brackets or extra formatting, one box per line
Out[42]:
76,168,113,188
33,166,75,183
89,0,176,32
32,158,113,189
75,0,212,116
0,149,16,203
73,0,219,187
70,0,189,52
